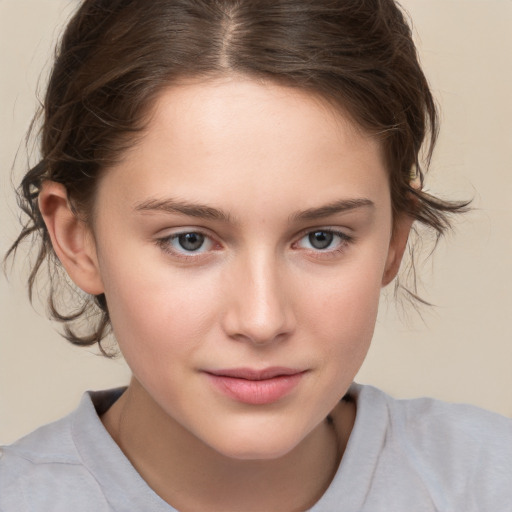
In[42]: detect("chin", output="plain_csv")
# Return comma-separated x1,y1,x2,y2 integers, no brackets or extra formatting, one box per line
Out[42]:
217,444,296,461
208,427,305,461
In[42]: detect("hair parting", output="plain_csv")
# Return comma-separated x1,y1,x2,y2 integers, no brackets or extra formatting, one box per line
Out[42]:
5,0,469,353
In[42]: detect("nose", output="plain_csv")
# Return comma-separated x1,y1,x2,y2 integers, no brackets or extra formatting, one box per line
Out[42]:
221,252,296,345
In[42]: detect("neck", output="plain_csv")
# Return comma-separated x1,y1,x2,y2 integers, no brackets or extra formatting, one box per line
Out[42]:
101,378,355,512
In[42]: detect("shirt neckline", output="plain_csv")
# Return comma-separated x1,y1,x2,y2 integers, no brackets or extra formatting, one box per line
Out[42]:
71,387,176,511
71,383,387,512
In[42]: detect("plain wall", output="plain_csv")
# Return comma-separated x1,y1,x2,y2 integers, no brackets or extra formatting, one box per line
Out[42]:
1,0,511,444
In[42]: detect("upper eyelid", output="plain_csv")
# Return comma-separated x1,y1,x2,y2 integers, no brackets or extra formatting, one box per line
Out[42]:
157,227,350,239
157,226,218,240
294,226,352,240
299,229,350,239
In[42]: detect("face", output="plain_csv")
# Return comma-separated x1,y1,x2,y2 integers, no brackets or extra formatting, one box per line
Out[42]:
86,78,408,459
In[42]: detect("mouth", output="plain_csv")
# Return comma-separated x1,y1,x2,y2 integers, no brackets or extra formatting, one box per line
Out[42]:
204,367,307,405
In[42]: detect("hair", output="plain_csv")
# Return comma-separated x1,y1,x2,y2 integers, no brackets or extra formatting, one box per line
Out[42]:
6,0,468,355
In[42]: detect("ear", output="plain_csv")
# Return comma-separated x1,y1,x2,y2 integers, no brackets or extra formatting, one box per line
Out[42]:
381,213,414,287
39,181,104,295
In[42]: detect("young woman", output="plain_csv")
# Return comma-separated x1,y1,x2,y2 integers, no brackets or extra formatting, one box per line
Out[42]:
1,1,511,510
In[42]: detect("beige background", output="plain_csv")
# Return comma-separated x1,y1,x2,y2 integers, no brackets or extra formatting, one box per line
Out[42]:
1,0,511,444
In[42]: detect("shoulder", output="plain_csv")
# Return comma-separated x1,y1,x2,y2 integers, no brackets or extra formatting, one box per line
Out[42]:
352,382,512,443
352,384,512,508
366,384,512,453
0,390,123,512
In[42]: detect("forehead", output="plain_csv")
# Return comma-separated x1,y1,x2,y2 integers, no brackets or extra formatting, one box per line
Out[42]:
142,76,378,159
101,77,389,217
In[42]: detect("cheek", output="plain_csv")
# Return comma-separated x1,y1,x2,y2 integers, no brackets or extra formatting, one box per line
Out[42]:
318,280,379,354
99,253,221,365
288,265,383,421
301,252,386,362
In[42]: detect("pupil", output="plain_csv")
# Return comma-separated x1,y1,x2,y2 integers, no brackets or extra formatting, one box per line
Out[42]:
178,233,204,251
309,231,333,250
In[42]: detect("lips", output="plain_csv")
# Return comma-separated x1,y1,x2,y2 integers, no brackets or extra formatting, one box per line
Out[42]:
204,367,306,405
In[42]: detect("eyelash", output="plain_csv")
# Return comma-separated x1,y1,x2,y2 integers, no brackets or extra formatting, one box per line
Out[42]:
292,229,353,259
155,230,218,260
155,228,353,260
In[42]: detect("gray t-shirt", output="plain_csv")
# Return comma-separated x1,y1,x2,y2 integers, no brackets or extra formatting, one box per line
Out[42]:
1,383,511,511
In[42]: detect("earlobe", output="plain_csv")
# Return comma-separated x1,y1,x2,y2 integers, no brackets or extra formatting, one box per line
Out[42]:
381,214,414,287
38,181,104,295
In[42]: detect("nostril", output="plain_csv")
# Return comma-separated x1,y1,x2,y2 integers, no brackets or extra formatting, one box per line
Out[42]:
222,301,295,345
221,259,296,344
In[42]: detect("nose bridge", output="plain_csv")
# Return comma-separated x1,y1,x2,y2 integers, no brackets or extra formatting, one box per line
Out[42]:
223,247,294,344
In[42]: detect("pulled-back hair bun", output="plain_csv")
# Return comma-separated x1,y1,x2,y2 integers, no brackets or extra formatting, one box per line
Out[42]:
7,0,468,354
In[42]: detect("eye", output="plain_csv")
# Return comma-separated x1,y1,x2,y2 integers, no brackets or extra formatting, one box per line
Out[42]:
175,232,207,252
157,231,216,256
307,231,335,250
295,229,351,252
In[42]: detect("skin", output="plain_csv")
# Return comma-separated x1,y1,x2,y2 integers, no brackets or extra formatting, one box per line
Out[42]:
40,77,412,511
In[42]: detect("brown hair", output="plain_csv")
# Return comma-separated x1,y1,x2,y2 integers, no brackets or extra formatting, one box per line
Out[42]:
7,0,468,354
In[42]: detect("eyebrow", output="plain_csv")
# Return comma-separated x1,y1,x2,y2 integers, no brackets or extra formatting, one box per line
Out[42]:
290,198,374,221
134,196,374,223
134,198,233,222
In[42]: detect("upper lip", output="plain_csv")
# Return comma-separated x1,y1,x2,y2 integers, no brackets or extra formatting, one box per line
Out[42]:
205,367,306,380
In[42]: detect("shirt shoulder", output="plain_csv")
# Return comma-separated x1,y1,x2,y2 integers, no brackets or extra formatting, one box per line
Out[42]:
383,388,512,460
0,396,114,512
364,384,512,510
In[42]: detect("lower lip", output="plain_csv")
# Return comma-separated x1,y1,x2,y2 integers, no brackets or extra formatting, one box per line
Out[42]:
206,372,305,405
